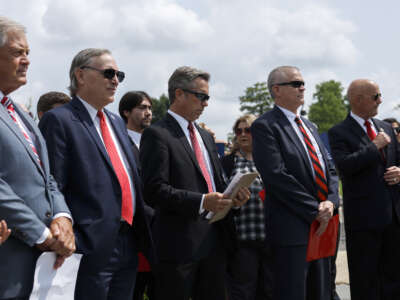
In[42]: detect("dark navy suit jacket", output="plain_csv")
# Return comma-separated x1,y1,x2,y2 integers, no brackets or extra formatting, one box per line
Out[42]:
39,97,154,267
328,115,400,230
251,106,339,246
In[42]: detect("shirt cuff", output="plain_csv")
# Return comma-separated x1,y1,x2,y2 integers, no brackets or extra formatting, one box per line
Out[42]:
53,213,73,225
35,227,50,244
199,194,205,214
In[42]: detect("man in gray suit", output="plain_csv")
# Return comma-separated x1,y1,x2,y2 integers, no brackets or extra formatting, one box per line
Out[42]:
0,16,75,300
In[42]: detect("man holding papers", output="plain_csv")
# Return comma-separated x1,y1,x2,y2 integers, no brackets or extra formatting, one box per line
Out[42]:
140,66,249,300
252,66,339,300
328,79,400,300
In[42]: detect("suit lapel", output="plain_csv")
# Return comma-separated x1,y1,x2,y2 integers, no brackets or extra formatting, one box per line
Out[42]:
273,107,314,179
0,101,45,177
345,115,371,146
70,97,114,170
165,113,204,177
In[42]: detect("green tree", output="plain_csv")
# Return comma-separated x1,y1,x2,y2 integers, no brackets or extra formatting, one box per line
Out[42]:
308,80,348,133
151,94,169,123
239,82,273,116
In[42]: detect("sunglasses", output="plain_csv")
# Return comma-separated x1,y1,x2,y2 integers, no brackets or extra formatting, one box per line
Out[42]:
182,89,210,102
235,127,251,136
81,66,125,83
373,93,382,101
275,81,305,88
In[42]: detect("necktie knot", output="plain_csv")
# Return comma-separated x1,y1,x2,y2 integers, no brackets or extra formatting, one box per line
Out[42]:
294,116,301,125
97,110,104,120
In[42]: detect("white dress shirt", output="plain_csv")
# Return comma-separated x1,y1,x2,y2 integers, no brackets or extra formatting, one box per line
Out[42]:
168,110,216,215
277,105,327,177
78,97,136,217
350,111,378,135
127,129,141,148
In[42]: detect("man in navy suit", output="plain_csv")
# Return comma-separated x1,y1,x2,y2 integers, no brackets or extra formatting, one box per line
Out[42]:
251,66,339,300
39,48,154,300
328,79,400,300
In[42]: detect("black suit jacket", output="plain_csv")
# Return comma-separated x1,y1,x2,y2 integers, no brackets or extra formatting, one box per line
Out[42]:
328,115,400,230
39,97,155,267
251,106,340,246
140,113,235,263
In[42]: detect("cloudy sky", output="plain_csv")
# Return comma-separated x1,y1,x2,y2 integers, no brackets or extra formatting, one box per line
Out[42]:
4,0,400,139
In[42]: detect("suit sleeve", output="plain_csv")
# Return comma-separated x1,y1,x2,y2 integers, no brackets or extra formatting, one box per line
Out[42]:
39,112,70,197
0,176,48,246
328,125,382,177
251,119,319,224
139,126,203,219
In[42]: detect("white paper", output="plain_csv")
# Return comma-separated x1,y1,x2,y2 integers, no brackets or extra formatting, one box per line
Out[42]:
209,172,259,223
30,252,82,300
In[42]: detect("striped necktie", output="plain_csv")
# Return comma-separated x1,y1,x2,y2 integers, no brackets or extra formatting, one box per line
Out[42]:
1,97,42,166
294,117,328,201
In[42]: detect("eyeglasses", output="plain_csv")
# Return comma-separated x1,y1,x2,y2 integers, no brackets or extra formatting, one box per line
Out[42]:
275,81,305,88
182,89,210,102
235,127,251,136
373,93,382,101
81,66,125,83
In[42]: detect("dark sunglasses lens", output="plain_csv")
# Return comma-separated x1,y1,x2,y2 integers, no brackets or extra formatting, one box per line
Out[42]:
374,93,381,100
103,69,125,82
198,93,209,101
116,71,125,82
291,81,304,88
235,128,250,135
103,69,116,79
245,128,251,133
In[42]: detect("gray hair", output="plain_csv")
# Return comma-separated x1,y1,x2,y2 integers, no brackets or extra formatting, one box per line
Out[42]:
168,66,210,103
68,48,111,96
0,16,26,48
267,66,299,98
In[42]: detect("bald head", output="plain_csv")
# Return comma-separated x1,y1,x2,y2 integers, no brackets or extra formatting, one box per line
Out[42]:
347,79,381,120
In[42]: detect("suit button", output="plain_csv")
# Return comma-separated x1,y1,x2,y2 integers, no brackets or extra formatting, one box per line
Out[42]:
45,212,52,218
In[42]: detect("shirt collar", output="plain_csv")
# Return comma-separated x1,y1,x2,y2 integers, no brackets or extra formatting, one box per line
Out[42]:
76,95,103,122
127,129,141,147
276,105,299,121
350,111,373,128
168,109,191,132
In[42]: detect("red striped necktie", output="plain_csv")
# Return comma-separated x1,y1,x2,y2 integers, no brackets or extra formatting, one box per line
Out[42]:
1,96,42,166
294,117,328,201
188,122,213,193
97,111,134,225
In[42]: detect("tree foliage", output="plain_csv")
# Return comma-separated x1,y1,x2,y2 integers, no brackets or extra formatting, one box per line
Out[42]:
308,80,348,133
151,94,169,124
239,82,273,116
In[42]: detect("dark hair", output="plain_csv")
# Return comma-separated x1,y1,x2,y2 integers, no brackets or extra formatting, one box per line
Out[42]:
383,118,399,125
168,66,210,104
37,91,71,115
118,91,152,123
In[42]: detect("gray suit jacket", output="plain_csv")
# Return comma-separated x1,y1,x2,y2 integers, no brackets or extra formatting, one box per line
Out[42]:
0,100,70,299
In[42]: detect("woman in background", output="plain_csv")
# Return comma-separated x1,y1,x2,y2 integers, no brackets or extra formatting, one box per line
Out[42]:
221,114,272,300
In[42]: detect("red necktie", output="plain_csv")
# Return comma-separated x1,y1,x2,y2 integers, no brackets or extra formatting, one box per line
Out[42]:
364,120,376,140
97,111,133,224
188,122,213,193
295,117,328,202
365,120,385,161
1,96,42,166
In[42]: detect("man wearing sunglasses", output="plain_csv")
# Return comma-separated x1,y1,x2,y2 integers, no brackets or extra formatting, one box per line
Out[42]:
39,48,154,300
252,66,340,300
329,79,400,300
140,66,250,300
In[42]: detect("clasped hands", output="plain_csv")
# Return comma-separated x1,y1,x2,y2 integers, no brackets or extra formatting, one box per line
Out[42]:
203,187,250,213
37,216,76,269
315,200,334,237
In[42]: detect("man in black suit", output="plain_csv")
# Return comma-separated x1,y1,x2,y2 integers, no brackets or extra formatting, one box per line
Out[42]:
251,66,339,300
328,79,400,300
40,48,154,300
140,66,249,300
119,91,152,161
